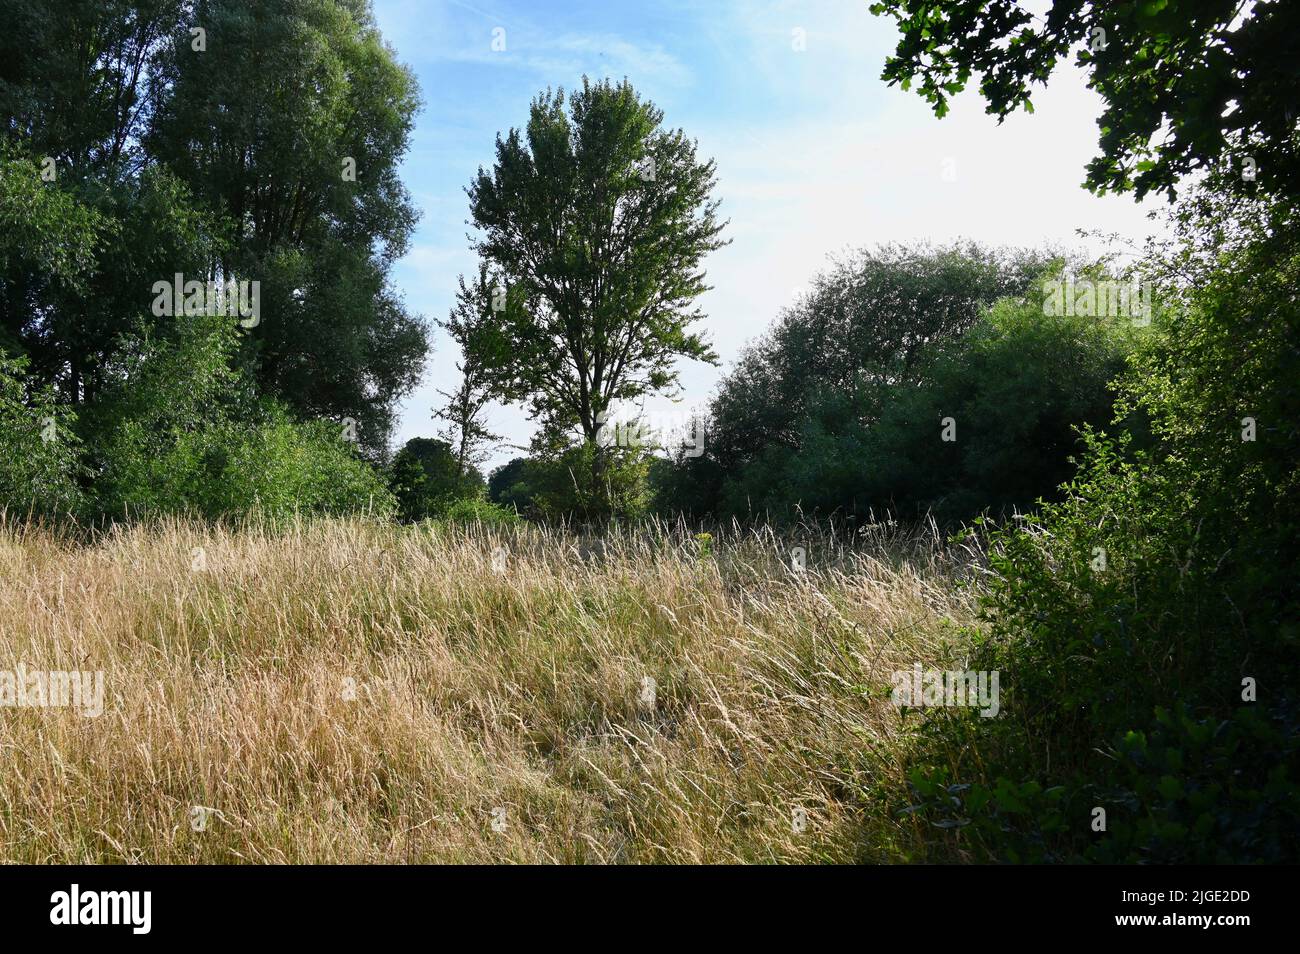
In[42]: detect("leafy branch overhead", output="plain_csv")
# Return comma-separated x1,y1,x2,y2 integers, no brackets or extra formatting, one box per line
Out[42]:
869,0,1300,203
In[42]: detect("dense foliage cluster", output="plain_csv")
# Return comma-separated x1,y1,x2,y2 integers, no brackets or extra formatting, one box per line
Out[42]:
1,0,424,520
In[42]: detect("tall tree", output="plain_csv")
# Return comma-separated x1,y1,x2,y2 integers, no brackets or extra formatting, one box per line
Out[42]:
869,0,1300,204
147,0,427,447
0,0,428,446
0,0,212,402
464,78,727,506
0,0,181,179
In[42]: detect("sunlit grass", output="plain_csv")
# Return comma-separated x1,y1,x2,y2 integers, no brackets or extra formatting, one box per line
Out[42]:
0,515,982,863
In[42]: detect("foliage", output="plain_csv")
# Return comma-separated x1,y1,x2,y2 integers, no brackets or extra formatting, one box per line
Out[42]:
869,0,1300,204
851,282,1142,522
487,457,537,515
0,353,84,515
84,317,393,520
463,77,726,509
388,437,484,522
0,143,109,361
655,246,1130,524
488,444,653,524
705,243,1049,489
1,0,428,446
433,495,522,528
902,190,1300,863
905,704,1299,864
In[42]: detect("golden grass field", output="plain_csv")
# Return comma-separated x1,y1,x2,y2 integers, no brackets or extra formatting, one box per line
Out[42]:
0,517,983,863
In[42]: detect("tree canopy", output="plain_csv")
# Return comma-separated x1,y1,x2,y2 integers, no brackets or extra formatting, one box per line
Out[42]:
464,78,727,462
0,0,427,447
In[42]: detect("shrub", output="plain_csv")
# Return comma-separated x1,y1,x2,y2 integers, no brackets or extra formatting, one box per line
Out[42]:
435,495,521,527
388,437,483,522
85,317,394,520
856,276,1143,523
668,267,1139,524
903,189,1300,863
0,353,84,516
680,242,1053,520
487,457,537,514
488,445,652,524
208,409,397,520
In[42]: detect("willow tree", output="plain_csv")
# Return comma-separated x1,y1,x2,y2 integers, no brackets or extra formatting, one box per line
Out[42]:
464,77,727,511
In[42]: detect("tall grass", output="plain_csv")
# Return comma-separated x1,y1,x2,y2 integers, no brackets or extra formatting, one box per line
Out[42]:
0,515,982,863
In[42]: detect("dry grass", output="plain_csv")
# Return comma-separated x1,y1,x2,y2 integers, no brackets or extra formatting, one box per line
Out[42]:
0,515,983,863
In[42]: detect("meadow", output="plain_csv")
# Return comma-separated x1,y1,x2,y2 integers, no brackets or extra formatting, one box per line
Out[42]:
0,517,981,863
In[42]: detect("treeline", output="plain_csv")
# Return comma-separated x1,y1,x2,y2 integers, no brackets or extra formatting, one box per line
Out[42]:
0,1,1156,533
481,242,1147,526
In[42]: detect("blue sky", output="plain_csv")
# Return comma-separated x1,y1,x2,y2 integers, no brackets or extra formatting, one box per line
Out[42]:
372,0,1159,468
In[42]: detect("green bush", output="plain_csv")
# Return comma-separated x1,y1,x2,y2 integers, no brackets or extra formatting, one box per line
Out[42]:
681,269,1140,524
487,457,538,514
388,437,484,522
207,409,396,520
857,283,1143,522
902,190,1300,863
904,704,1299,864
0,353,84,516
488,444,652,523
85,317,394,520
435,495,521,527
662,242,1053,521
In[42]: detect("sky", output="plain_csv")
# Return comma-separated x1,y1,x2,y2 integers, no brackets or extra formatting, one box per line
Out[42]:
371,0,1162,470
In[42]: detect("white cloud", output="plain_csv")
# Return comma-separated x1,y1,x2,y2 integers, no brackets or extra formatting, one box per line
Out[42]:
373,1,690,87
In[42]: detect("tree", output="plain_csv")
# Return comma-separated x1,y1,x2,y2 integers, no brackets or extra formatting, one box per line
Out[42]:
694,242,1049,516
869,0,1300,204
463,77,727,510
0,0,182,179
487,456,536,514
852,279,1140,522
1,0,429,447
0,2,225,403
435,271,504,479
0,144,106,364
147,0,428,447
388,437,483,522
